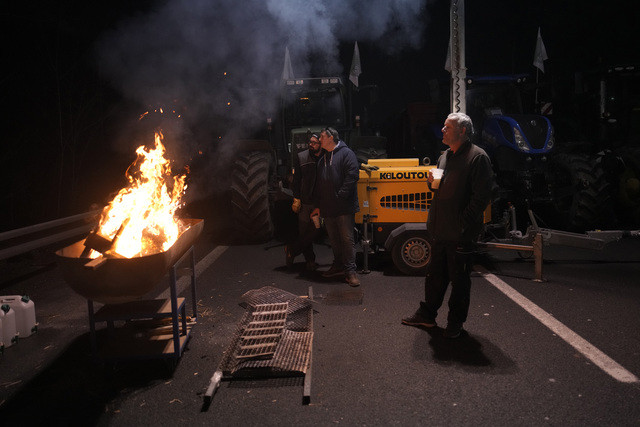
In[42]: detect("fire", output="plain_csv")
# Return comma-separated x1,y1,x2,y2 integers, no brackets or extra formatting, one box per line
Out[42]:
94,132,187,258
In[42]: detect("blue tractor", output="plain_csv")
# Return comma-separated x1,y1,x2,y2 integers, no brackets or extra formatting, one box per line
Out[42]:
465,74,611,234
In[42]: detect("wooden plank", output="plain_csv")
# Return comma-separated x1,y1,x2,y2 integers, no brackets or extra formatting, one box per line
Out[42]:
94,298,185,321
96,328,190,360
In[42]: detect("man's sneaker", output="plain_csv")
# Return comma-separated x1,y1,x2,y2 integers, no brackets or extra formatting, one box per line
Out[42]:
285,246,294,268
305,261,319,272
443,323,463,339
401,312,436,328
321,265,345,278
345,272,360,287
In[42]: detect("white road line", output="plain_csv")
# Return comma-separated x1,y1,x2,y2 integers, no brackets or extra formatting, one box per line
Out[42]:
476,266,639,384
157,245,229,300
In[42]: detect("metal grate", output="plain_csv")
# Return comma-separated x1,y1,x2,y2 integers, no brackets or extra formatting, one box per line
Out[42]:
217,287,313,376
236,303,287,360
204,287,315,406
241,286,313,331
235,329,313,374
241,286,311,313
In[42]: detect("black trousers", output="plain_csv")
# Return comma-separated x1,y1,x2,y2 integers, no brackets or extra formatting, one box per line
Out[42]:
421,240,474,325
289,203,320,262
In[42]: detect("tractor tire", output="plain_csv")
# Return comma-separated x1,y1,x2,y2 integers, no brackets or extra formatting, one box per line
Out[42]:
613,146,640,226
230,151,273,243
548,153,612,231
391,231,431,276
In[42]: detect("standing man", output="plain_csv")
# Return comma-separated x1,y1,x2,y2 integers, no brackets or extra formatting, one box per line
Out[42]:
402,112,493,338
312,127,361,287
286,133,323,271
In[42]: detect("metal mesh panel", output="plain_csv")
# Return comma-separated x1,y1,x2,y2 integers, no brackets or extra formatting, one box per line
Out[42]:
234,329,313,374
241,286,311,313
218,287,313,376
242,286,312,331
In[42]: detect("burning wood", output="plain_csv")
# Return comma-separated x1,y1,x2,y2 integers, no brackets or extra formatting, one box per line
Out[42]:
84,132,187,260
56,218,203,304
56,131,203,304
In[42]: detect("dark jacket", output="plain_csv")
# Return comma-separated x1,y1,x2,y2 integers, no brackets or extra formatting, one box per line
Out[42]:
426,141,493,242
314,140,360,217
292,149,321,205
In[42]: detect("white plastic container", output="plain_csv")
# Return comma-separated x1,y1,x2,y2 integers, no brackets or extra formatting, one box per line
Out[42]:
0,295,37,338
0,304,18,347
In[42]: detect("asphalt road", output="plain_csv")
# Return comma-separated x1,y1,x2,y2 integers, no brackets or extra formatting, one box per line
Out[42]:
1,218,640,426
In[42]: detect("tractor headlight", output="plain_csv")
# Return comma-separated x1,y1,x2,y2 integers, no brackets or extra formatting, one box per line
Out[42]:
546,128,555,150
513,127,530,152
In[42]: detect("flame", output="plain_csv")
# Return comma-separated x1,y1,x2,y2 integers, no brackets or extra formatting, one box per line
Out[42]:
95,132,187,258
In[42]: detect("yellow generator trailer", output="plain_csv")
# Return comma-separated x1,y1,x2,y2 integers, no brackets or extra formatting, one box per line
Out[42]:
356,158,436,275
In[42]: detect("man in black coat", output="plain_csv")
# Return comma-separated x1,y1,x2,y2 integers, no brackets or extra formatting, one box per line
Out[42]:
286,133,323,271
402,112,494,338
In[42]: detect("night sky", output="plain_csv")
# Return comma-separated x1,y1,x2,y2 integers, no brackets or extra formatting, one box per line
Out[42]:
2,0,638,231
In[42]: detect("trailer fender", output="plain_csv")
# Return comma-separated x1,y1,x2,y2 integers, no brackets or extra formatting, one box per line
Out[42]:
384,223,427,250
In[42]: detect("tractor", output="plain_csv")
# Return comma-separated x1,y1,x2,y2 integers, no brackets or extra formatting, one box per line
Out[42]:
552,65,640,228
226,76,384,242
448,74,612,235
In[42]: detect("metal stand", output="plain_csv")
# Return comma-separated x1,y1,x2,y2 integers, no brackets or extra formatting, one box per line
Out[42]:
479,233,544,282
87,246,197,361
359,215,373,274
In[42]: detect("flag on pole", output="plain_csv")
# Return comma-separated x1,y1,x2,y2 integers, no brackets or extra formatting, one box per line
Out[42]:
281,46,294,80
349,41,362,87
533,27,548,73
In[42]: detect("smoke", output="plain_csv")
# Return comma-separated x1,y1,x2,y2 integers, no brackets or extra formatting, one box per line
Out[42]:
96,0,430,198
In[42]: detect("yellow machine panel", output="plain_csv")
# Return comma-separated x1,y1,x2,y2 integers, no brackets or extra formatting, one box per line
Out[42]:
356,159,436,224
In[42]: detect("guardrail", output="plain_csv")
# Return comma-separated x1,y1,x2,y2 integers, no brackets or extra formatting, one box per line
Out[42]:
0,210,100,261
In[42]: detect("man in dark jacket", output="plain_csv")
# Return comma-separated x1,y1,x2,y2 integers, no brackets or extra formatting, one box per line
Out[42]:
311,127,361,286
402,112,494,338
286,133,322,271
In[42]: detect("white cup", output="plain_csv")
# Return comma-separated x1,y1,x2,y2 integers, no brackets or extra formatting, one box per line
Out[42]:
311,214,321,228
431,168,444,189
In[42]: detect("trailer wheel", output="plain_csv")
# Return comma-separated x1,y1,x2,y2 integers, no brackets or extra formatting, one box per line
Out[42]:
230,151,273,243
391,232,431,276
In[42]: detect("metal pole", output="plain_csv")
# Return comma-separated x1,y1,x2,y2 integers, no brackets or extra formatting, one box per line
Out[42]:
533,233,544,282
169,265,181,357
449,0,467,114
360,216,371,274
190,246,198,320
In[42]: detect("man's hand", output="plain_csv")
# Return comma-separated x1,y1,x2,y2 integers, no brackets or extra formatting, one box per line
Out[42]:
360,163,379,172
310,207,320,218
291,198,301,213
